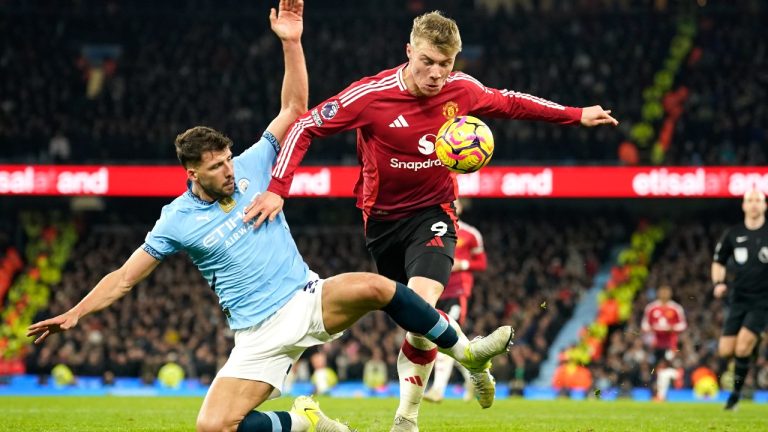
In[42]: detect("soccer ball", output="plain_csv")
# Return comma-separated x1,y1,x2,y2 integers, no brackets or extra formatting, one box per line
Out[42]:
435,116,494,174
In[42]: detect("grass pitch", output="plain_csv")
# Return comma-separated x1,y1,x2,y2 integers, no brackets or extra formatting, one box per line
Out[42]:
0,396,764,431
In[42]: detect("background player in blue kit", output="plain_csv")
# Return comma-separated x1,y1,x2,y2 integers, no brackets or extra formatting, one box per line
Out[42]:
26,2,513,431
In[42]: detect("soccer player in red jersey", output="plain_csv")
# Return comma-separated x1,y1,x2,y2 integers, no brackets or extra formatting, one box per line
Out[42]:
641,284,687,401
244,11,617,430
423,199,487,403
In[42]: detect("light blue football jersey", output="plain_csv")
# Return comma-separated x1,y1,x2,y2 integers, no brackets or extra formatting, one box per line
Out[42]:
142,131,311,330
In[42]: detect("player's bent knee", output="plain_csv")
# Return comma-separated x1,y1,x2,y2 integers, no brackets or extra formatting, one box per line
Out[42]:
735,344,754,358
718,338,736,357
196,416,236,432
718,346,734,358
361,273,394,305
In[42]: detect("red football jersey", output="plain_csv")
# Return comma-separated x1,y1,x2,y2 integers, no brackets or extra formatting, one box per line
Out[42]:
641,300,687,350
268,64,582,220
442,220,487,299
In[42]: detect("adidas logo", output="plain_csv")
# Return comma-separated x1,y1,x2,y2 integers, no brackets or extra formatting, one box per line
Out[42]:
404,376,423,386
388,115,409,128
425,236,444,247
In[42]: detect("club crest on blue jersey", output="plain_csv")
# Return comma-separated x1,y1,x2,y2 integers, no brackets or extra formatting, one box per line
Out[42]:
238,178,250,193
321,101,339,120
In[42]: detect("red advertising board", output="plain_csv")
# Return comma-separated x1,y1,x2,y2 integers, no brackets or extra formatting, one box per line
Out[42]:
1,165,766,198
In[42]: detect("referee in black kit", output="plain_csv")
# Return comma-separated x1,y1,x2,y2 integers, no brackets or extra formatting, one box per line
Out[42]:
712,188,768,410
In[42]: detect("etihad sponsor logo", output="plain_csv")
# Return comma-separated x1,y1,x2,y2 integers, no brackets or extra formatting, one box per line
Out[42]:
632,168,707,196
202,209,253,248
632,169,768,197
0,166,108,195
390,158,443,171
3,165,767,198
632,168,768,196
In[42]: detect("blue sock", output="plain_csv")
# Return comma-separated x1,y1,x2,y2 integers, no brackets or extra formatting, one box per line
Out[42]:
381,282,459,348
237,411,291,431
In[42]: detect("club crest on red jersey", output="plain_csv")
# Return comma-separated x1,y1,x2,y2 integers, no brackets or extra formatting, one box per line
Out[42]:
321,101,339,120
442,101,459,119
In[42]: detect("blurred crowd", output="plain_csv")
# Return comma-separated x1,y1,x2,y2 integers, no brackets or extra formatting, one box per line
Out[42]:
23,225,229,385
666,9,767,166
592,222,768,395
1,1,764,165
17,203,768,396
22,207,619,389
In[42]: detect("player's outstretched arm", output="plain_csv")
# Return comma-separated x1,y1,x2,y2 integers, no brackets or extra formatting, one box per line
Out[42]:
244,1,306,228
265,0,307,143
26,248,160,344
462,72,619,127
580,105,619,127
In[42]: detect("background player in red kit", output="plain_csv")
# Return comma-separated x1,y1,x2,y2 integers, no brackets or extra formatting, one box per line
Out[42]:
424,198,487,403
641,284,687,400
245,11,618,431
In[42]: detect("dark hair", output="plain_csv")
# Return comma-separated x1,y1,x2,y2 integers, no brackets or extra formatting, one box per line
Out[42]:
174,126,233,168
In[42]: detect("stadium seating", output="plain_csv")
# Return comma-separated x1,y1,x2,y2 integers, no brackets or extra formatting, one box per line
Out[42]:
1,1,764,165
18,206,612,389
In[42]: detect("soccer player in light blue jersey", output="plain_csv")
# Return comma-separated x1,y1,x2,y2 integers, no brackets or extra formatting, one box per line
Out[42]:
27,2,512,432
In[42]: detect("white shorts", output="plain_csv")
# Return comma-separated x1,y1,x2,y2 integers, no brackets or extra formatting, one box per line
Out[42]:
216,276,342,398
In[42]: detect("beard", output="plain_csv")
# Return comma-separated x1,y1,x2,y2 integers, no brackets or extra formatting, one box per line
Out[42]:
199,179,234,201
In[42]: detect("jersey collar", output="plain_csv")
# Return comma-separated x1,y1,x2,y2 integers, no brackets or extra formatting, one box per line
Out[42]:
396,64,408,92
186,180,215,206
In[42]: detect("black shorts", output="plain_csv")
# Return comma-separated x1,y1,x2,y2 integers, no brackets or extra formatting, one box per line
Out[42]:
365,205,457,286
723,302,768,336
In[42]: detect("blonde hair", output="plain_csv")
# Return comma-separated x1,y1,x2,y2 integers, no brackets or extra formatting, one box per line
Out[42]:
410,11,462,55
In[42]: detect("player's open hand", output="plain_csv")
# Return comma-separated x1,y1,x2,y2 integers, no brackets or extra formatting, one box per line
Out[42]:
270,0,304,42
244,191,284,229
580,105,619,127
27,311,79,344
